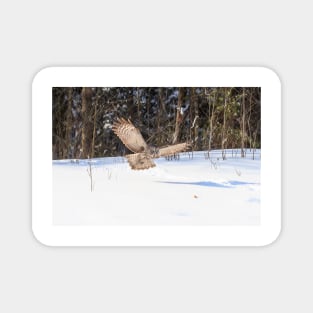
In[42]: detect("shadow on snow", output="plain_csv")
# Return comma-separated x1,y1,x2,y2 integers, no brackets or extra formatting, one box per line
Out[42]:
157,180,257,188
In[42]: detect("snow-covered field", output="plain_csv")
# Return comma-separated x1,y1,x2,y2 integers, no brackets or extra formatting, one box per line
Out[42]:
53,149,260,225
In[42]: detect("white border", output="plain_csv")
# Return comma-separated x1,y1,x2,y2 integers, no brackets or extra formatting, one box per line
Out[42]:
32,67,281,246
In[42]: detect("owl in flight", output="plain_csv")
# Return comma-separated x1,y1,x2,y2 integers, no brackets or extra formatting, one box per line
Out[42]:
112,118,190,170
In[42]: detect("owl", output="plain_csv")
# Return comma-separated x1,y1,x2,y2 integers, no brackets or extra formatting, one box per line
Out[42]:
112,118,190,170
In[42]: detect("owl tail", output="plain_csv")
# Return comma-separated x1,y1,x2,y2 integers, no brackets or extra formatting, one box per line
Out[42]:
125,153,156,170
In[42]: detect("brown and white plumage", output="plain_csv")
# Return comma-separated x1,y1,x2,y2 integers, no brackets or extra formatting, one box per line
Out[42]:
112,118,190,170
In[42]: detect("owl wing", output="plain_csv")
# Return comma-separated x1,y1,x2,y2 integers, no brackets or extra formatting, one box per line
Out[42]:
112,118,148,153
158,142,190,157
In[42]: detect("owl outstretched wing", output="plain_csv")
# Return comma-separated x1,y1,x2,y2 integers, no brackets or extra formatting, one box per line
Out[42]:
158,142,190,157
112,118,148,153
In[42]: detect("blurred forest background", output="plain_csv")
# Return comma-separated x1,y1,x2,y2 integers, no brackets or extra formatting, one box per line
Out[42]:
52,87,261,160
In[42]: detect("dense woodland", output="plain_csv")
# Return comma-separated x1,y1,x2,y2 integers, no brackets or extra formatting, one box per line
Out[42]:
52,87,261,160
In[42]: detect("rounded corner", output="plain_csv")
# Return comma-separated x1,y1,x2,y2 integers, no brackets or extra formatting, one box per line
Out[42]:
31,225,53,248
259,225,282,247
258,66,282,87
32,66,55,88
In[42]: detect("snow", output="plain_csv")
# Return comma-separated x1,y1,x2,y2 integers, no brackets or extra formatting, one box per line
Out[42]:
53,149,260,225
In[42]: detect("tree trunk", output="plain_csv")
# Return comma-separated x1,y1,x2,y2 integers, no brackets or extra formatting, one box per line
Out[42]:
65,88,73,158
53,88,64,159
81,87,93,159
136,88,141,120
241,87,246,158
221,88,228,160
157,88,165,146
208,88,216,158
191,88,199,150
91,90,99,159
172,87,185,144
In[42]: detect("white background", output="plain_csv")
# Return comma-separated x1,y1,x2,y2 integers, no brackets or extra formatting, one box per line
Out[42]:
0,0,311,312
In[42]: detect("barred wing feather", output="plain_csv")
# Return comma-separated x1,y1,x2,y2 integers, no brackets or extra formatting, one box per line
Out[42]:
159,142,190,157
112,118,148,153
